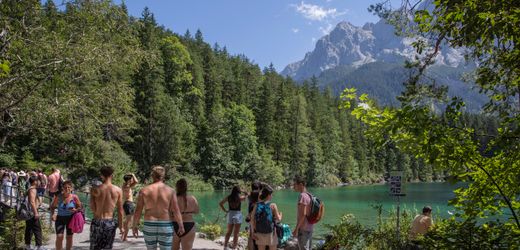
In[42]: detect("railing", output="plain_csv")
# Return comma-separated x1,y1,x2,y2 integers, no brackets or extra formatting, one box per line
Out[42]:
0,183,92,221
0,183,25,208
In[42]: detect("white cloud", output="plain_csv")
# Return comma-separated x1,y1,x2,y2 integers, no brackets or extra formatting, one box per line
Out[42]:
292,28,300,33
319,23,334,35
293,2,343,21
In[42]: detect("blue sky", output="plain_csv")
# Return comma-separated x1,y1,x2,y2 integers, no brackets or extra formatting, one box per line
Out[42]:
118,0,400,71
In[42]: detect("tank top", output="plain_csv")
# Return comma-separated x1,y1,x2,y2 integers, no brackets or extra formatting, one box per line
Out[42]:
228,196,241,211
57,194,77,216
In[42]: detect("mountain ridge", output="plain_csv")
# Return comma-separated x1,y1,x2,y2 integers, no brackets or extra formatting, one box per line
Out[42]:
281,19,466,80
281,19,485,111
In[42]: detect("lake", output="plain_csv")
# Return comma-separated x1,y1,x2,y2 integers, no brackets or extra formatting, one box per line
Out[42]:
191,182,458,237
79,182,458,237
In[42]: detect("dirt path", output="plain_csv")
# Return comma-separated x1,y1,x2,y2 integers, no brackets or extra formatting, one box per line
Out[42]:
43,222,222,250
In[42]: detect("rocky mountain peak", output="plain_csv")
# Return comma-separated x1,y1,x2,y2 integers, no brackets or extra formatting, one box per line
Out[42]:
281,19,465,80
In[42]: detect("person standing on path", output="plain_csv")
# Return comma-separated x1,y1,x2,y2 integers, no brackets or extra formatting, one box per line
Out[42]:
2,171,12,202
36,169,47,206
173,178,200,250
89,166,125,250
247,181,262,250
132,166,184,250
251,185,282,250
47,168,61,199
292,176,313,250
122,173,138,241
17,171,28,198
25,175,45,250
219,186,247,250
50,180,82,250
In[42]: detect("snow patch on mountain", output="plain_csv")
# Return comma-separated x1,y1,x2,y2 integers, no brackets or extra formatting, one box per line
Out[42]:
282,20,466,80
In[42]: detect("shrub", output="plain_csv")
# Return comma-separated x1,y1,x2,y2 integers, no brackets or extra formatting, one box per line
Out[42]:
0,207,27,249
200,223,222,240
0,206,52,249
419,218,520,249
323,214,372,250
323,206,415,250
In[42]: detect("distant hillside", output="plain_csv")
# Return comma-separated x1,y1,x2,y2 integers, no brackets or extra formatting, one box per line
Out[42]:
315,61,487,111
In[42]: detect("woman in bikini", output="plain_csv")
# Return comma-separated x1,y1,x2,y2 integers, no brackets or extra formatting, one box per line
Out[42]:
173,178,199,250
219,185,247,250
50,180,82,250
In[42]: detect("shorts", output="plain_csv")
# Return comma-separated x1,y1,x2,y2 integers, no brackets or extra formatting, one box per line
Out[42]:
55,215,73,236
254,232,278,246
36,188,45,197
49,191,59,198
143,220,173,250
90,219,117,250
123,201,136,216
227,210,243,224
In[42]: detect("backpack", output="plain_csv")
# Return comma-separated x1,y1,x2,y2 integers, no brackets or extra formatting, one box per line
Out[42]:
255,202,274,233
57,174,64,193
38,173,47,188
16,190,34,221
275,223,291,247
305,192,324,224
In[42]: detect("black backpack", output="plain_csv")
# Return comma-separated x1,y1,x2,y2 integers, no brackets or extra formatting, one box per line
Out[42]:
16,189,34,220
57,174,64,193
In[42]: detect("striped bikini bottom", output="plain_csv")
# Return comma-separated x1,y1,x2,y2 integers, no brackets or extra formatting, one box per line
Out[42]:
143,220,174,250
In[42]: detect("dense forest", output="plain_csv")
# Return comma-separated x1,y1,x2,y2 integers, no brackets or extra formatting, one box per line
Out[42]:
0,0,494,189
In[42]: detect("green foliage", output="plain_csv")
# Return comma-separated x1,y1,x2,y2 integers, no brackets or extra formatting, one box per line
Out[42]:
0,60,9,77
0,153,16,168
0,208,26,249
324,214,372,249
0,0,442,190
20,151,39,170
167,173,214,192
346,0,520,230
200,223,222,241
420,218,520,249
323,208,414,250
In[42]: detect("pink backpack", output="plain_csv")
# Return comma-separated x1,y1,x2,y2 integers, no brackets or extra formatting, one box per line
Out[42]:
68,195,85,233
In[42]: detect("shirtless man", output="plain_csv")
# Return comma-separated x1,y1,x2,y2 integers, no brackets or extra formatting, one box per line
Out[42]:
132,166,184,250
122,173,138,241
409,206,433,240
89,166,124,250
25,175,44,250
47,168,61,199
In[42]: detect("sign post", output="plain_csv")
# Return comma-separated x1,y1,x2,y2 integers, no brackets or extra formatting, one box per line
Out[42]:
389,171,406,242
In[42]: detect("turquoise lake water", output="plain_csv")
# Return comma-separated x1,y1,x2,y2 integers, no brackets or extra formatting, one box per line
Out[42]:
79,182,459,237
191,182,458,237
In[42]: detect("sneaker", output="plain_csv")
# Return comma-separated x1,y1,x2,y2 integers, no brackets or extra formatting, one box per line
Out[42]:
25,245,32,250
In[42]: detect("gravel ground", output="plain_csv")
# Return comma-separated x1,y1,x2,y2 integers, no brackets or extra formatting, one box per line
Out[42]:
43,222,222,250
